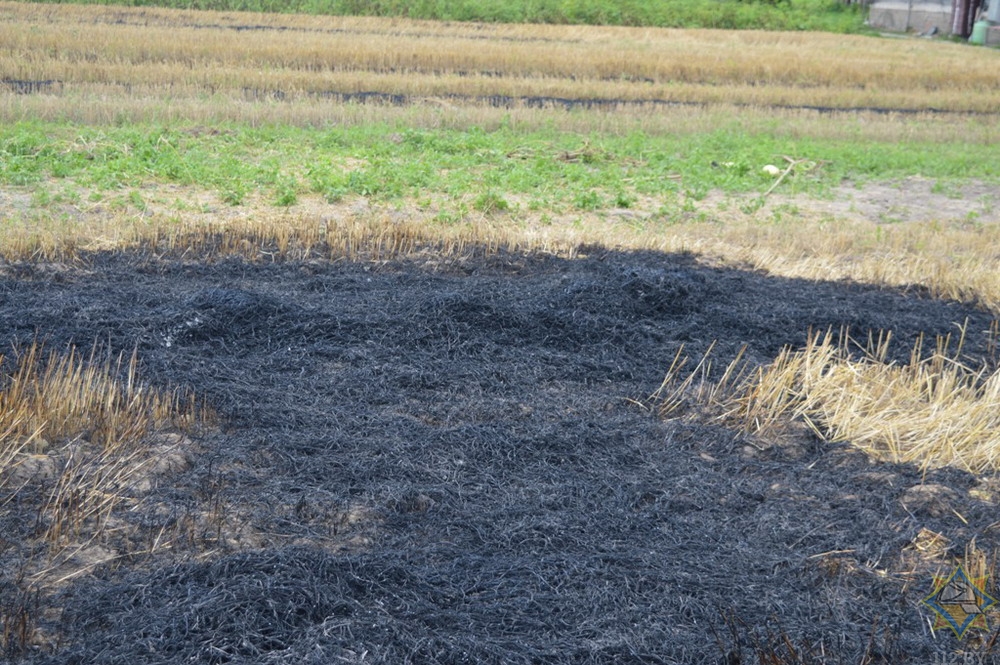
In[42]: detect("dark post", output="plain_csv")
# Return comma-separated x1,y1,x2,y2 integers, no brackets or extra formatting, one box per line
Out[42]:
953,0,985,36
953,0,968,36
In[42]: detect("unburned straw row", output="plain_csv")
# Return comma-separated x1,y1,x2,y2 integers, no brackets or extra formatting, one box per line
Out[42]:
1,1,999,115
3,206,1000,312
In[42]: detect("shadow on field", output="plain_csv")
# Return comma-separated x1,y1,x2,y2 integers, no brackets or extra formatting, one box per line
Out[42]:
3,248,1000,664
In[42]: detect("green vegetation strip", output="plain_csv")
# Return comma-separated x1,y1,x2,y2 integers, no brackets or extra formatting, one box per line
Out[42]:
3,122,996,215
17,0,868,32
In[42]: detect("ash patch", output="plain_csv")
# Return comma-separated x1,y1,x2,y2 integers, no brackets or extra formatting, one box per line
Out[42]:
2,249,1000,664
158,287,303,348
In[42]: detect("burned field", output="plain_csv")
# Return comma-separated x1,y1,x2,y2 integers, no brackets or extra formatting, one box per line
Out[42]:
3,247,1000,663
3,3,1000,662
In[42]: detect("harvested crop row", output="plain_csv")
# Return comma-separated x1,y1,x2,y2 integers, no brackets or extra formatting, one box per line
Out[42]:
1,1,999,117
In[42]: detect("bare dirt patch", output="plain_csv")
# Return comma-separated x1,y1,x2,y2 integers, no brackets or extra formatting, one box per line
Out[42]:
770,177,1000,225
7,175,997,235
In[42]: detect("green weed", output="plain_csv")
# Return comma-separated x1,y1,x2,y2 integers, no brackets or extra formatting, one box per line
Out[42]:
128,190,147,211
473,191,511,214
222,182,247,206
614,191,636,209
274,177,299,207
574,190,603,211
1,122,998,216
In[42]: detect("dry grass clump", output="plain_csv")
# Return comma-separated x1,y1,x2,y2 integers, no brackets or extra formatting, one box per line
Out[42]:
653,327,1000,474
7,92,993,144
1,343,189,449
0,211,593,265
650,211,1000,315
0,342,203,547
6,200,1000,311
0,341,205,658
1,0,999,124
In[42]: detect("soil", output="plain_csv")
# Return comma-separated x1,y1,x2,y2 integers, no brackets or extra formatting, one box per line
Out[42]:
4,176,998,230
2,244,1000,664
772,177,1000,225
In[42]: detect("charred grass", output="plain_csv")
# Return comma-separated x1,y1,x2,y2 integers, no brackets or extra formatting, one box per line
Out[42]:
0,340,208,657
0,245,999,663
3,200,1000,312
1,208,999,661
2,177,1000,661
4,3,1000,662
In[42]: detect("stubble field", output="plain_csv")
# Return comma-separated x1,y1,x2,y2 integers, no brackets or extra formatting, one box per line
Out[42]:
3,3,1000,663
